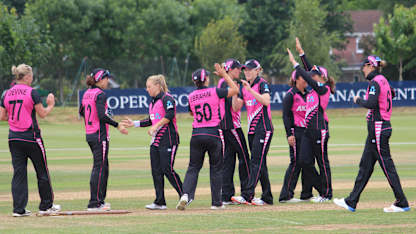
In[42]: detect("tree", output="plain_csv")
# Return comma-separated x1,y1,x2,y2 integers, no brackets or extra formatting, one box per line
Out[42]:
194,16,247,72
374,5,416,81
0,3,51,91
271,0,341,80
240,0,293,75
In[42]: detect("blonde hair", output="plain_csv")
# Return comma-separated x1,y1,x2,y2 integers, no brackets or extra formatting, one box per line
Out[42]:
11,64,32,80
147,74,169,93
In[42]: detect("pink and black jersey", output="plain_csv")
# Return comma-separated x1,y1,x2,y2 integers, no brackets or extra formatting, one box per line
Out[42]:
138,92,179,147
188,86,228,129
357,71,393,122
241,77,273,134
1,84,42,141
79,86,118,142
218,78,243,129
282,87,308,137
295,66,330,131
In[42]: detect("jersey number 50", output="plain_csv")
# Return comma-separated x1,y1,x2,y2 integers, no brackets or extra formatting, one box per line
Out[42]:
195,103,212,123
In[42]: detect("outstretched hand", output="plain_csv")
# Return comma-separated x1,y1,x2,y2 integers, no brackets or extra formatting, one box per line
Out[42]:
296,37,304,55
213,63,227,77
121,117,134,128
117,124,129,135
287,48,297,66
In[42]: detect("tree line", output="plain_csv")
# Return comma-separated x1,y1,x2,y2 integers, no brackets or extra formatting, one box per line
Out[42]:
1,0,415,104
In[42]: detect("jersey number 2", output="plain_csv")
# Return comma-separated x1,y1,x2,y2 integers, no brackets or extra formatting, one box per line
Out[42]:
86,104,93,125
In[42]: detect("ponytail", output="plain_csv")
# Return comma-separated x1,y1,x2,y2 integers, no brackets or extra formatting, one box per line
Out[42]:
86,75,96,86
147,74,169,93
11,64,32,80
377,60,387,73
327,76,336,94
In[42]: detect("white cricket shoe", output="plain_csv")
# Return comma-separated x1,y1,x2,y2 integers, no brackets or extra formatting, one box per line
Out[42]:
12,210,31,217
39,204,61,215
87,203,111,211
176,194,188,210
231,196,249,205
210,205,226,210
280,198,302,203
311,196,331,203
383,204,410,213
251,197,265,206
333,198,355,212
145,203,167,210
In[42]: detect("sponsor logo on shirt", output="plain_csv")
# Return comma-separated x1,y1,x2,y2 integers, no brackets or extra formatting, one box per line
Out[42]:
246,99,258,106
150,113,162,120
296,105,306,112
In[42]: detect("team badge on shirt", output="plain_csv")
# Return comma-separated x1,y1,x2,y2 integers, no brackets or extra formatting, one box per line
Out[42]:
369,86,376,95
263,84,270,93
166,100,174,110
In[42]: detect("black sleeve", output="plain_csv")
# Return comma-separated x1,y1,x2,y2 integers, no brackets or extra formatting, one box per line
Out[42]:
216,87,228,99
295,65,328,95
300,54,312,71
162,95,175,121
140,117,152,127
96,93,118,128
79,104,85,118
356,81,380,109
0,90,6,108
31,89,42,105
259,81,271,94
282,92,295,137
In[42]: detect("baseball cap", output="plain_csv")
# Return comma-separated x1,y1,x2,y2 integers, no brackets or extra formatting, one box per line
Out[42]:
310,65,328,78
242,59,261,70
192,68,210,82
361,55,381,67
91,68,111,82
224,58,242,72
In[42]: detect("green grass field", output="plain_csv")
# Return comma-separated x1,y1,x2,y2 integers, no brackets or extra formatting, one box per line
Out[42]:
0,107,415,233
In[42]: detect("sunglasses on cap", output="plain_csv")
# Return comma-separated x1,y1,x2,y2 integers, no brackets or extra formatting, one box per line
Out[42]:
92,70,110,82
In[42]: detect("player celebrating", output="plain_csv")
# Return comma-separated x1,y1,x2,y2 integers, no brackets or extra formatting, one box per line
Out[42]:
79,68,128,211
0,64,60,217
288,41,335,203
334,56,410,213
218,59,251,205
235,59,274,206
122,75,183,210
279,70,310,203
176,63,238,210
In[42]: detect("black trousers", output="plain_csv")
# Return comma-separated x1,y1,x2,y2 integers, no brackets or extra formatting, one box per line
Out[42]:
221,128,251,202
345,122,409,209
87,140,109,208
150,145,183,205
9,139,54,213
299,129,332,199
182,132,223,206
246,130,273,204
279,127,309,201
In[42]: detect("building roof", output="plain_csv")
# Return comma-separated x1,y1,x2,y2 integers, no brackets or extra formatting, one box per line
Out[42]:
348,10,383,33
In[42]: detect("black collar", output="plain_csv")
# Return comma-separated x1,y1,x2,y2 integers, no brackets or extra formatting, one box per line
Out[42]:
196,86,208,90
250,76,261,87
92,85,103,91
366,70,379,81
292,86,308,96
152,92,165,103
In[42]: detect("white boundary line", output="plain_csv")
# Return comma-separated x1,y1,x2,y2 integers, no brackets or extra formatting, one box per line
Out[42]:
0,142,415,153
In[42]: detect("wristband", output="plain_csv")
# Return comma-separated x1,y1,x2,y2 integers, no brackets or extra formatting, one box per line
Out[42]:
134,120,141,128
293,63,299,69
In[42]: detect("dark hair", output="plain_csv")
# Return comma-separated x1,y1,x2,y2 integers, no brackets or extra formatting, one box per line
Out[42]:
194,80,204,88
327,76,336,94
86,75,96,86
